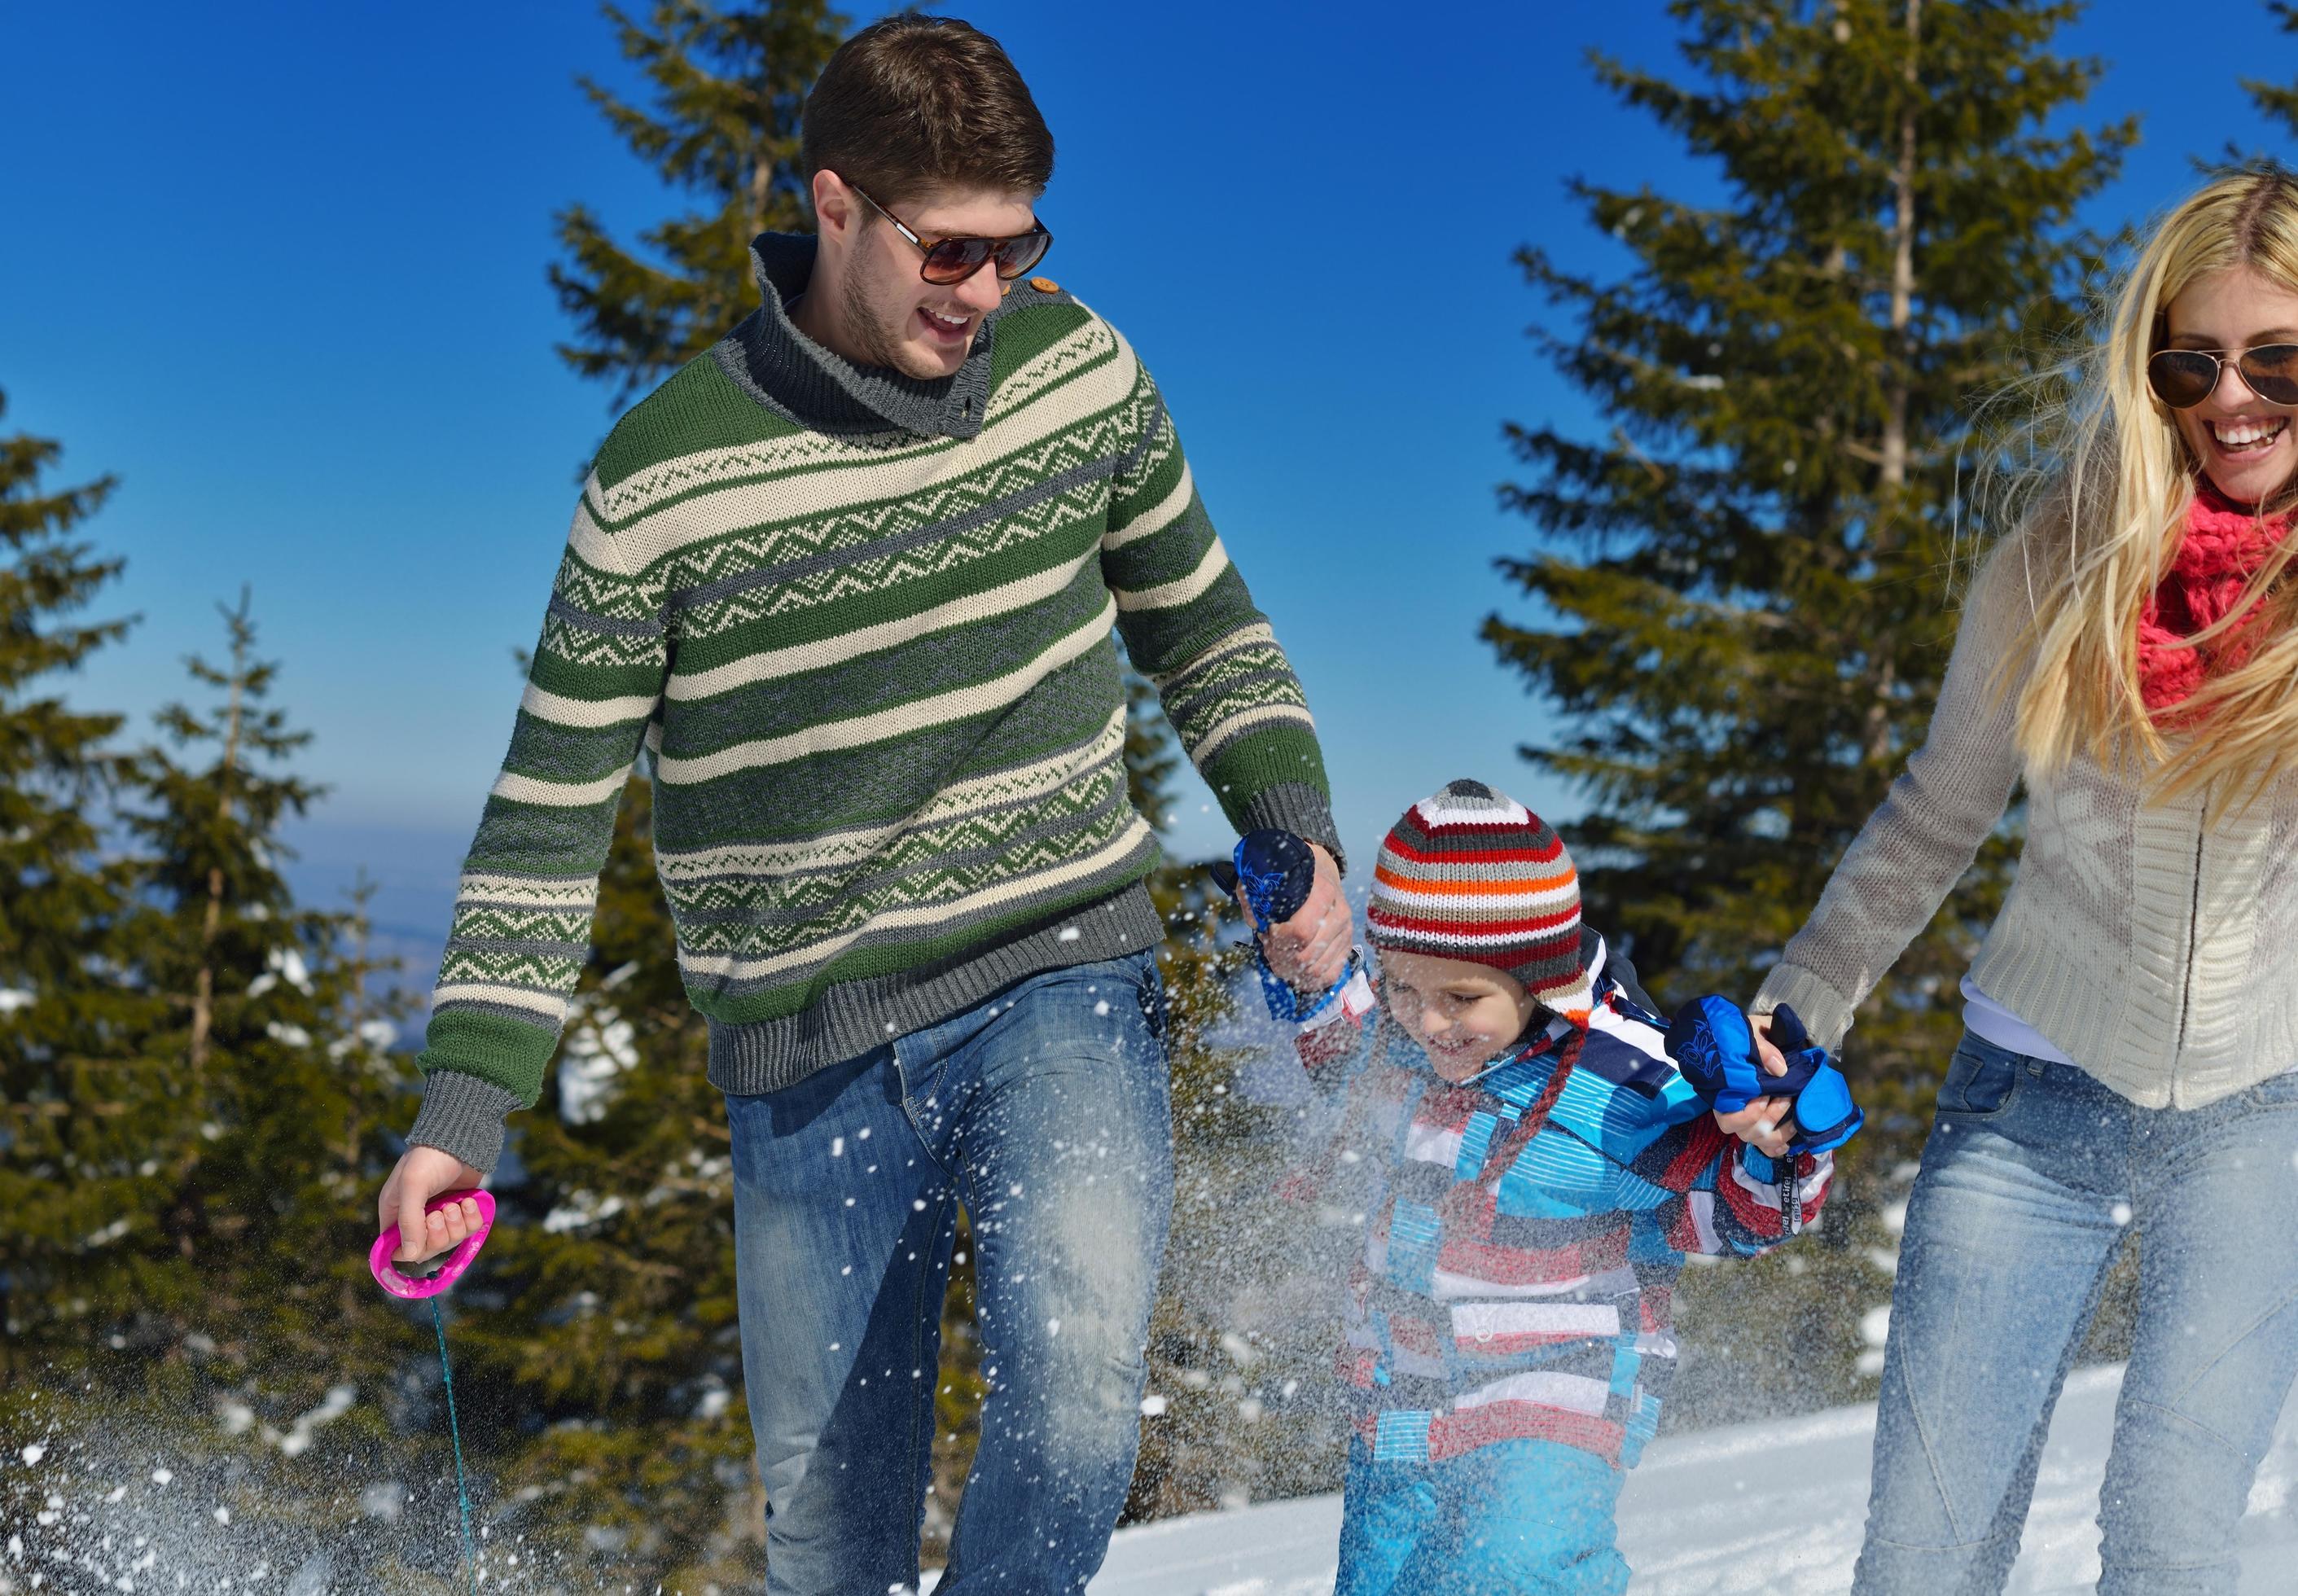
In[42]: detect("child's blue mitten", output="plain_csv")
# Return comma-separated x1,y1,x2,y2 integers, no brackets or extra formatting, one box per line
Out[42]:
1770,1006,1865,1156
1665,998,1864,1155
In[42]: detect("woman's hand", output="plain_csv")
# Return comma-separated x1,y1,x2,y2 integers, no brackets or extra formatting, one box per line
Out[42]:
1717,1009,1796,1157
1750,1011,1791,1076
1713,1096,1792,1160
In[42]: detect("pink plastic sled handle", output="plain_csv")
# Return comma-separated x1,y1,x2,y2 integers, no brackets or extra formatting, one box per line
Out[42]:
369,1188,496,1300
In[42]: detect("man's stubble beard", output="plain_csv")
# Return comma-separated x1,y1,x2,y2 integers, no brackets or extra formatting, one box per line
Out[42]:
836,249,929,378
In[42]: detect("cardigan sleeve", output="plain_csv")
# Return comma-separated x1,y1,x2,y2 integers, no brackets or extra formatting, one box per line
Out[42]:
1753,533,2035,1049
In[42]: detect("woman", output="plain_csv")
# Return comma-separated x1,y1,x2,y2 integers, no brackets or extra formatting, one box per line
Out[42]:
1751,163,2298,1595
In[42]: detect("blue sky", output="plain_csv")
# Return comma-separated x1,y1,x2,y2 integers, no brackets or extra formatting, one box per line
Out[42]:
4,1,2292,960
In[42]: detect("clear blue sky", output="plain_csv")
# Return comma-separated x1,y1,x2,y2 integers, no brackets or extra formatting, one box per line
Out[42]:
3,1,2291,960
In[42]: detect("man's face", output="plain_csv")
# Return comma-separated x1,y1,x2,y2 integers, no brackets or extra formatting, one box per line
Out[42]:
822,182,1041,380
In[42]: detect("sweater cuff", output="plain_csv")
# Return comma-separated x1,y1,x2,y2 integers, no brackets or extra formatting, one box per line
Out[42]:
1751,964,1857,1054
407,1069,522,1177
1239,781,1347,875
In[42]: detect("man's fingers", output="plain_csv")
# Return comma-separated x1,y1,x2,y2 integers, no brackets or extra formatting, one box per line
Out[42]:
396,1182,431,1264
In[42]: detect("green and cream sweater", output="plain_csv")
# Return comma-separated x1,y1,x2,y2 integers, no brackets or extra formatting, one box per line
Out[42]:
410,234,1340,1173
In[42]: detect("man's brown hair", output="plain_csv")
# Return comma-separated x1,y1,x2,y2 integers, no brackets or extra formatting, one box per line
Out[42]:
801,15,1055,207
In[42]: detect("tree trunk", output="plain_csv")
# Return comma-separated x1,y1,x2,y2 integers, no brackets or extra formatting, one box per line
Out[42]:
1879,0,1921,494
186,601,250,1081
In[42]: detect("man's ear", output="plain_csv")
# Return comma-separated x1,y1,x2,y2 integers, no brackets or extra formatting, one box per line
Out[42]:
812,169,856,242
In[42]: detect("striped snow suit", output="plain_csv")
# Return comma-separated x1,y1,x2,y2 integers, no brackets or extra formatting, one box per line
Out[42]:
1304,941,1834,1474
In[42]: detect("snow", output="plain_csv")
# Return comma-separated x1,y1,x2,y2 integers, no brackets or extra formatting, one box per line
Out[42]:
10,1365,2288,1593
558,1002,638,1123
1068,1364,2297,1594
245,946,313,1000
541,1190,626,1233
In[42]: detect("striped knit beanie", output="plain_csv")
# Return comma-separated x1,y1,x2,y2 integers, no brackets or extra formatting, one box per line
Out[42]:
1365,779,1593,1025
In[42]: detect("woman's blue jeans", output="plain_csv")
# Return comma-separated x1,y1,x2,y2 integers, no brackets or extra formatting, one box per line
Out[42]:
723,950,1173,1596
1857,1032,2298,1594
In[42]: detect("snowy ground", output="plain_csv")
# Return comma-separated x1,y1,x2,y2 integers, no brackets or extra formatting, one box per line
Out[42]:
1076,1364,2298,1594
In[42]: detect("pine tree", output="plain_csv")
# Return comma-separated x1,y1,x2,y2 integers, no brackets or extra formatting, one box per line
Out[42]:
2246,2,2298,135
0,390,142,1393
1483,0,2132,1415
3,580,450,1587
107,594,426,1444
551,0,849,407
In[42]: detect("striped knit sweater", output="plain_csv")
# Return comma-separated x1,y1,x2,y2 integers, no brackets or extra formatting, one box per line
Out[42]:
410,234,1340,1173
1302,945,1831,1469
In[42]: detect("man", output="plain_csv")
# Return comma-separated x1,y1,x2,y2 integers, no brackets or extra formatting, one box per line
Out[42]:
375,14,1352,1594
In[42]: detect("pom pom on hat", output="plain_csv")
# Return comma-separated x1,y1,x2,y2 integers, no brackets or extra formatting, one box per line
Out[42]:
1365,779,1592,1024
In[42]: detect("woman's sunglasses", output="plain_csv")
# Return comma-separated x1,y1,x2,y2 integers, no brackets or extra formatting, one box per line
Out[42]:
2146,344,2298,410
846,180,1053,287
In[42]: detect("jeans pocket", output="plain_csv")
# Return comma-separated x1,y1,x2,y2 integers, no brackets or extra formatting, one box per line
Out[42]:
1939,1033,2022,1116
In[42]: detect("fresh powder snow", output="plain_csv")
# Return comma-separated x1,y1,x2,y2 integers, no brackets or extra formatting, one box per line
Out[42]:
1056,1362,2296,1595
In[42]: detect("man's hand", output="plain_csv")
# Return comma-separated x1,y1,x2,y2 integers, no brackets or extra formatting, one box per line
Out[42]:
1237,841,1353,991
378,1146,486,1265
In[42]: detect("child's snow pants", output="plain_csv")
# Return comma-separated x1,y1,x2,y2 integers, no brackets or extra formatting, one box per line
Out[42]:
1335,1436,1633,1595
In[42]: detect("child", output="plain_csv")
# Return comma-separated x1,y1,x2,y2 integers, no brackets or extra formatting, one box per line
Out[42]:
1289,780,1834,1595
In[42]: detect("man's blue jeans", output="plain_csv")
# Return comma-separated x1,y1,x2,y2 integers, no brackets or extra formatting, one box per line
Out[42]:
723,950,1173,1595
1857,1032,2298,1594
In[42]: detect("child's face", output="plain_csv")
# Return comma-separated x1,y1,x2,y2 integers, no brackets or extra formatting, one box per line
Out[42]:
1378,950,1542,1082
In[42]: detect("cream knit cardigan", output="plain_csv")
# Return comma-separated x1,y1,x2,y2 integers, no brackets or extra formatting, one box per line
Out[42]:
1754,528,2298,1109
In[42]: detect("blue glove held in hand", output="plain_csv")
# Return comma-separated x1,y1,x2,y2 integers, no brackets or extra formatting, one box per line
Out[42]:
1209,829,1360,1024
1665,998,1865,1156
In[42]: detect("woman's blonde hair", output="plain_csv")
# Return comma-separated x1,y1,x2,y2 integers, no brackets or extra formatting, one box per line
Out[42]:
2002,164,2298,809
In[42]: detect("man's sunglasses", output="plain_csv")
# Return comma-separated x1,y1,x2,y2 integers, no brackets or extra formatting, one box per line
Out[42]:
2146,344,2298,410
846,180,1053,286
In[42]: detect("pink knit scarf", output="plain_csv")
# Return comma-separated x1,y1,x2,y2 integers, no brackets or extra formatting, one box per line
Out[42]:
2136,482,2293,715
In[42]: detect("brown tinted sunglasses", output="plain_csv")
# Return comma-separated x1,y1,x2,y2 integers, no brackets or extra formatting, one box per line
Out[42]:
847,181,1053,286
2147,344,2298,409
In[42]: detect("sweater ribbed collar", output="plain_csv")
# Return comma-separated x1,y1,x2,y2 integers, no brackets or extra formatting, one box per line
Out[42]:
711,232,1003,440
